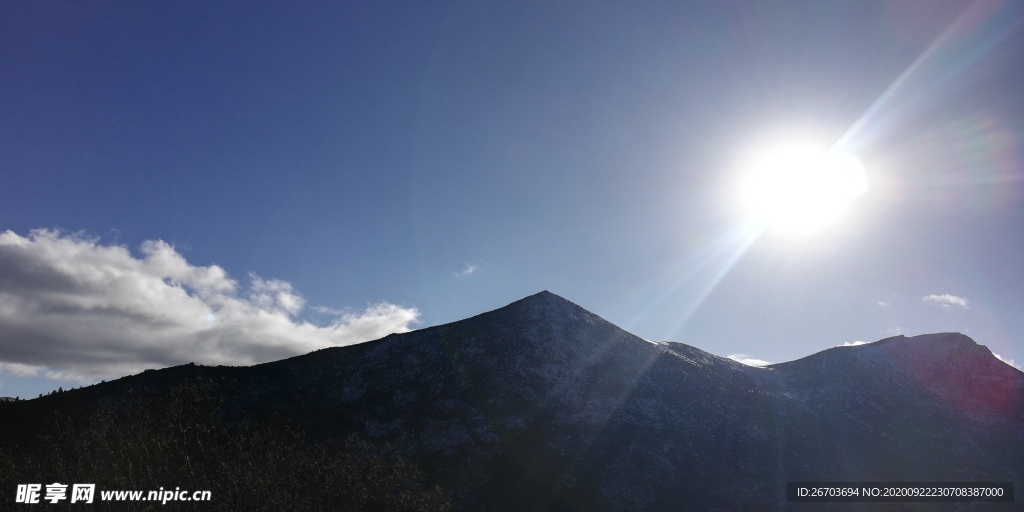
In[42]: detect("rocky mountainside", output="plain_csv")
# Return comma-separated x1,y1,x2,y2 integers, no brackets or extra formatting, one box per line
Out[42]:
3,291,1022,510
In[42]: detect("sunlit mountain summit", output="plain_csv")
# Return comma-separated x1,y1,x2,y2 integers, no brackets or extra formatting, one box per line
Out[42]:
3,291,1022,510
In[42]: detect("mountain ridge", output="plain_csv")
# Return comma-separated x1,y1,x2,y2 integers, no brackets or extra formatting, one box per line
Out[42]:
3,290,1022,510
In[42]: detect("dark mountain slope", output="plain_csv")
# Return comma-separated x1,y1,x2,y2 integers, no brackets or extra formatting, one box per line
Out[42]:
764,333,1024,484
3,292,1022,511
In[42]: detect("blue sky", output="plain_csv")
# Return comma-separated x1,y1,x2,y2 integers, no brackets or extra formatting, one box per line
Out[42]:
2,0,1023,398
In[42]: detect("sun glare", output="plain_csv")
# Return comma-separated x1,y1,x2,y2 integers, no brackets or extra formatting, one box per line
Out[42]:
740,143,868,235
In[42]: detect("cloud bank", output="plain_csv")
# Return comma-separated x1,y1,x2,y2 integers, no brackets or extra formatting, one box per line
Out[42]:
922,293,969,310
727,354,772,367
993,353,1021,371
839,340,869,347
0,229,419,380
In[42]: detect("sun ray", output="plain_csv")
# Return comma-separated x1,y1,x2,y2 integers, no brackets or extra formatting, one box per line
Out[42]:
837,0,1019,153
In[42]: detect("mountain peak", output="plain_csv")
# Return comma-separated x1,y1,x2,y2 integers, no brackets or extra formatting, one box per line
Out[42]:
878,331,975,347
870,332,1023,415
878,332,995,365
512,289,571,306
486,290,599,325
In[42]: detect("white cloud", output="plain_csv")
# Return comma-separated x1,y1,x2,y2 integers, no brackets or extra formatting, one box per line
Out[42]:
248,274,306,315
0,229,420,380
0,361,42,377
454,263,478,277
922,293,969,310
877,301,889,307
839,340,869,347
727,354,772,367
993,353,1021,371
312,305,343,316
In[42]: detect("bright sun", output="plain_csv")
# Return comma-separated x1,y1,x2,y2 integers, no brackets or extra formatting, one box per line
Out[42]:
740,142,868,235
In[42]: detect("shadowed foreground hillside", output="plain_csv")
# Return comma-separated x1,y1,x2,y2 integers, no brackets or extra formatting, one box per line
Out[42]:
1,379,450,511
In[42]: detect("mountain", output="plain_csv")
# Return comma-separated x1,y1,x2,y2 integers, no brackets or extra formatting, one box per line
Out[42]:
3,291,1022,511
